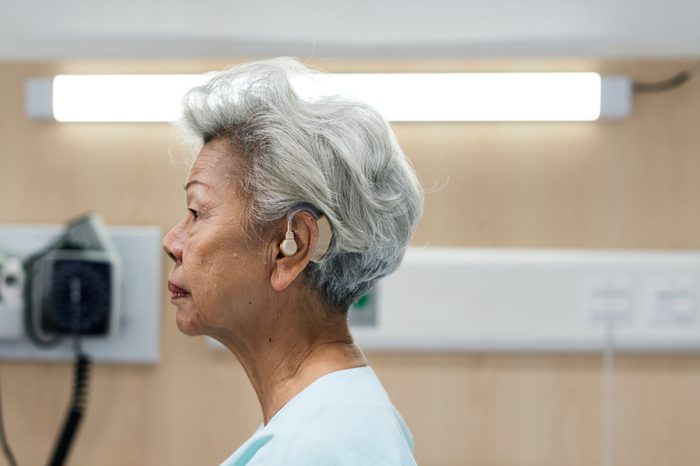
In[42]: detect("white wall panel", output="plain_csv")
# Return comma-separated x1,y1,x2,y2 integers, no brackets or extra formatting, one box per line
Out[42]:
350,248,700,352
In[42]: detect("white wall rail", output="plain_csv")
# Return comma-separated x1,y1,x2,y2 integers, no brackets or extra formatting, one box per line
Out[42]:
349,247,700,352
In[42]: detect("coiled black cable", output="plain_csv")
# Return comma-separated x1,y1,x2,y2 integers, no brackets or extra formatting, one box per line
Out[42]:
47,351,91,466
0,368,18,466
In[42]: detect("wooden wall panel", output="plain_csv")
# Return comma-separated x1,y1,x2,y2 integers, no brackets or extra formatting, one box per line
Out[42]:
1,59,699,466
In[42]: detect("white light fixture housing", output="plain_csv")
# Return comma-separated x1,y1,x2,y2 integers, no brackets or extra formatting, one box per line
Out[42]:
25,72,631,122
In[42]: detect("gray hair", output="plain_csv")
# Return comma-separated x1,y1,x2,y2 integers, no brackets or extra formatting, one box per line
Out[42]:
180,58,423,309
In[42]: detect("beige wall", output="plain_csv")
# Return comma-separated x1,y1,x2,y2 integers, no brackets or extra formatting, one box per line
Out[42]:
1,59,700,466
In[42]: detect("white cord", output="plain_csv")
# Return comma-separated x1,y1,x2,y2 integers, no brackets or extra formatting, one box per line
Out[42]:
602,322,615,466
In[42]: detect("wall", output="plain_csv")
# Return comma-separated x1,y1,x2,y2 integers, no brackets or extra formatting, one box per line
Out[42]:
1,59,699,466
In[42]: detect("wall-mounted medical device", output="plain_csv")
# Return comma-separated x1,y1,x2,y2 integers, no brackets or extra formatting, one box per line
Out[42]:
1,213,124,466
0,214,162,466
0,217,161,363
24,213,122,345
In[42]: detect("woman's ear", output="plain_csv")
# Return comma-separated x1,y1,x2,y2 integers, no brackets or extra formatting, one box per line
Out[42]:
269,211,319,292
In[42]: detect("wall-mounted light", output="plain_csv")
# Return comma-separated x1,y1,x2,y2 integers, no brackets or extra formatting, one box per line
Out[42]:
26,72,631,122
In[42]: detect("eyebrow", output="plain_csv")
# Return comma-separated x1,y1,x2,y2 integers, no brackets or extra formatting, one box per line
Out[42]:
183,180,208,191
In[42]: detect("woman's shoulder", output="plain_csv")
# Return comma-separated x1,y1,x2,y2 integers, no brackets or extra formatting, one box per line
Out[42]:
283,405,416,465
251,403,415,466
248,366,417,465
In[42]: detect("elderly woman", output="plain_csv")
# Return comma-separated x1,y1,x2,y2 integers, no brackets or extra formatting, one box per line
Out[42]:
162,58,423,465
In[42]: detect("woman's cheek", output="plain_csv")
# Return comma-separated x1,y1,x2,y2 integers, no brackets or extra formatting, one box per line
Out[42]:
186,257,210,291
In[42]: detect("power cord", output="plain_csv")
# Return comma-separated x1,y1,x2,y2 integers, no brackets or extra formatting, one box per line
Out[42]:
0,367,18,466
47,348,91,466
47,278,92,466
633,61,700,93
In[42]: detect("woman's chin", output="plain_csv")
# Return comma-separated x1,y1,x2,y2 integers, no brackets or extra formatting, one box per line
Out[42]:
175,310,204,336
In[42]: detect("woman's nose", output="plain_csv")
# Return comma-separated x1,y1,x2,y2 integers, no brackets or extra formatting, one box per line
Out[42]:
162,224,183,263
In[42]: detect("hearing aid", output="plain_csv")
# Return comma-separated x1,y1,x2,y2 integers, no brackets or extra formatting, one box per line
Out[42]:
279,225,298,257
279,204,333,262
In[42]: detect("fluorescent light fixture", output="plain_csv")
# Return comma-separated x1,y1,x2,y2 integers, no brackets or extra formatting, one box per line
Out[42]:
25,73,631,122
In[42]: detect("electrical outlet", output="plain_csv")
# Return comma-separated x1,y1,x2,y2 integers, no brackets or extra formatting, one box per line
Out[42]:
585,275,635,324
650,277,697,325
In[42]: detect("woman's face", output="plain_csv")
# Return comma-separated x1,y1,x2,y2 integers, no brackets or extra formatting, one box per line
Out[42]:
162,137,271,338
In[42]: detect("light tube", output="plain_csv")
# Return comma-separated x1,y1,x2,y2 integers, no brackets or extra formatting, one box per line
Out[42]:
34,72,616,122
52,74,208,122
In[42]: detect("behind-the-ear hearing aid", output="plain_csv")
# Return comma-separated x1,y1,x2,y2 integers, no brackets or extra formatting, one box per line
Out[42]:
279,204,333,262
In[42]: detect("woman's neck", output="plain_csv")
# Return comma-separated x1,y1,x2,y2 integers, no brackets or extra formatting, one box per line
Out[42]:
258,338,367,424
218,295,368,425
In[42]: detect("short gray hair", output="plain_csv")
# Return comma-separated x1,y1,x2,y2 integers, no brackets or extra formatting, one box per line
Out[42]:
180,58,423,309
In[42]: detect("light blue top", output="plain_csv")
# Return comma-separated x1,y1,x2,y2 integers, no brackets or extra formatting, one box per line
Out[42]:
220,366,417,466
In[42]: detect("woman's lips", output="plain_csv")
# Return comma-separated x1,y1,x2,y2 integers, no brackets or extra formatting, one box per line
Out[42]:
168,281,191,300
